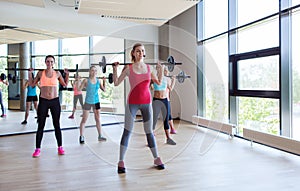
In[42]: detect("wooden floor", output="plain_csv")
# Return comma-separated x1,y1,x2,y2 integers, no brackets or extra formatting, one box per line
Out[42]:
1,110,300,190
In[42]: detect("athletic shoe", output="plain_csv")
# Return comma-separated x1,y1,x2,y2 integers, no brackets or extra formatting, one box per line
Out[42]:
98,135,107,142
79,136,85,144
170,129,177,134
0,114,6,118
117,161,126,174
154,157,165,170
68,115,74,119
32,148,41,158
58,146,65,155
21,120,27,125
166,138,176,145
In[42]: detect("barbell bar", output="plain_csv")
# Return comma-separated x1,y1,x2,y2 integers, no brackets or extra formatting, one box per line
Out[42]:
92,55,182,73
5,64,79,73
59,73,114,91
70,73,114,84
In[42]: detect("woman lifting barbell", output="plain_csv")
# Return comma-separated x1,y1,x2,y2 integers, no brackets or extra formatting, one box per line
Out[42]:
30,55,69,158
77,66,107,144
152,66,177,145
113,42,165,173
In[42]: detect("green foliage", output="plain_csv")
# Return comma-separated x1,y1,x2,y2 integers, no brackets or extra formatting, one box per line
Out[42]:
0,58,8,107
238,97,279,135
293,70,300,103
206,83,228,121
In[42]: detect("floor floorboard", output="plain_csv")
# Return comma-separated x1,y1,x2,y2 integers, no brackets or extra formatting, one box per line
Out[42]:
1,110,300,190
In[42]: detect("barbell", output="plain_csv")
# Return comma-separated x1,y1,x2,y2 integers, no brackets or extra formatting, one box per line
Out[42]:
70,73,114,84
92,55,182,73
5,64,78,73
59,73,114,91
166,70,191,84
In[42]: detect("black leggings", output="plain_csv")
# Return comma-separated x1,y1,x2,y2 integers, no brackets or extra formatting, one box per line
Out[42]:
36,97,62,148
152,98,170,130
0,91,4,115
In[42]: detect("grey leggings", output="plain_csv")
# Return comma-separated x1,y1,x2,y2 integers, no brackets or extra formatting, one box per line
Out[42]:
119,103,158,161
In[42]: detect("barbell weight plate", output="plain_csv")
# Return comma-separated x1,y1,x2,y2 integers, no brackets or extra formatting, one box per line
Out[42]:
177,71,185,83
8,73,12,80
101,56,107,73
0,73,6,81
108,73,113,84
12,76,17,84
167,56,175,72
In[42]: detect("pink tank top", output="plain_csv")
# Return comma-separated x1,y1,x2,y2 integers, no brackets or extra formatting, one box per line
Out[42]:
39,70,58,87
73,84,82,95
128,64,151,104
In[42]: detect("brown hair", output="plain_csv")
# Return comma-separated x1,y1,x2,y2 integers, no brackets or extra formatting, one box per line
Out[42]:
130,43,144,62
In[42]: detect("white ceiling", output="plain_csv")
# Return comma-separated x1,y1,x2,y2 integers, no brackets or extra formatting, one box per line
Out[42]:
0,0,200,45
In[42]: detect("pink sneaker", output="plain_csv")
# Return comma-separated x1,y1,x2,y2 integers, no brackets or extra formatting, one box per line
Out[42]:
117,160,126,174
68,115,74,119
32,148,41,158
0,114,6,118
58,146,65,155
154,157,165,170
170,128,177,134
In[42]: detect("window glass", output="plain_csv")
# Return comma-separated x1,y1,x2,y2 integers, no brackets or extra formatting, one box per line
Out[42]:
61,55,87,72
92,36,124,53
0,55,8,108
238,97,280,135
293,0,300,6
62,37,89,54
204,35,228,122
292,7,300,140
237,16,279,53
238,55,279,91
203,0,228,39
237,0,278,26
0,44,7,56
33,39,58,55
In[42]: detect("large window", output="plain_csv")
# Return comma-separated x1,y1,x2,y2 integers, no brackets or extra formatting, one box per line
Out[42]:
292,7,300,140
30,36,125,112
0,44,8,109
198,0,285,139
204,35,228,122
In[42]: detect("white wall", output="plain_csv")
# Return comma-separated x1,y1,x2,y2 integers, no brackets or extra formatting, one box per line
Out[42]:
167,6,198,122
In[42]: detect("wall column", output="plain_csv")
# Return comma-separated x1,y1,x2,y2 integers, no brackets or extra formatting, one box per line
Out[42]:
19,42,30,111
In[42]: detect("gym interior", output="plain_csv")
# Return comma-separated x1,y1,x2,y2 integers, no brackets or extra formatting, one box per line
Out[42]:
1,0,300,190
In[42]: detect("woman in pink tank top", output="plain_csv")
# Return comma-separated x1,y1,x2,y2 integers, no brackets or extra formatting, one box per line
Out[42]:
112,43,165,173
68,74,84,119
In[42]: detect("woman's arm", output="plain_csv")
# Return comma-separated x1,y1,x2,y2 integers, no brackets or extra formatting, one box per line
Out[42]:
57,69,69,87
29,69,41,87
22,80,28,90
113,63,129,86
168,76,176,91
78,79,87,91
151,63,163,85
100,77,106,92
